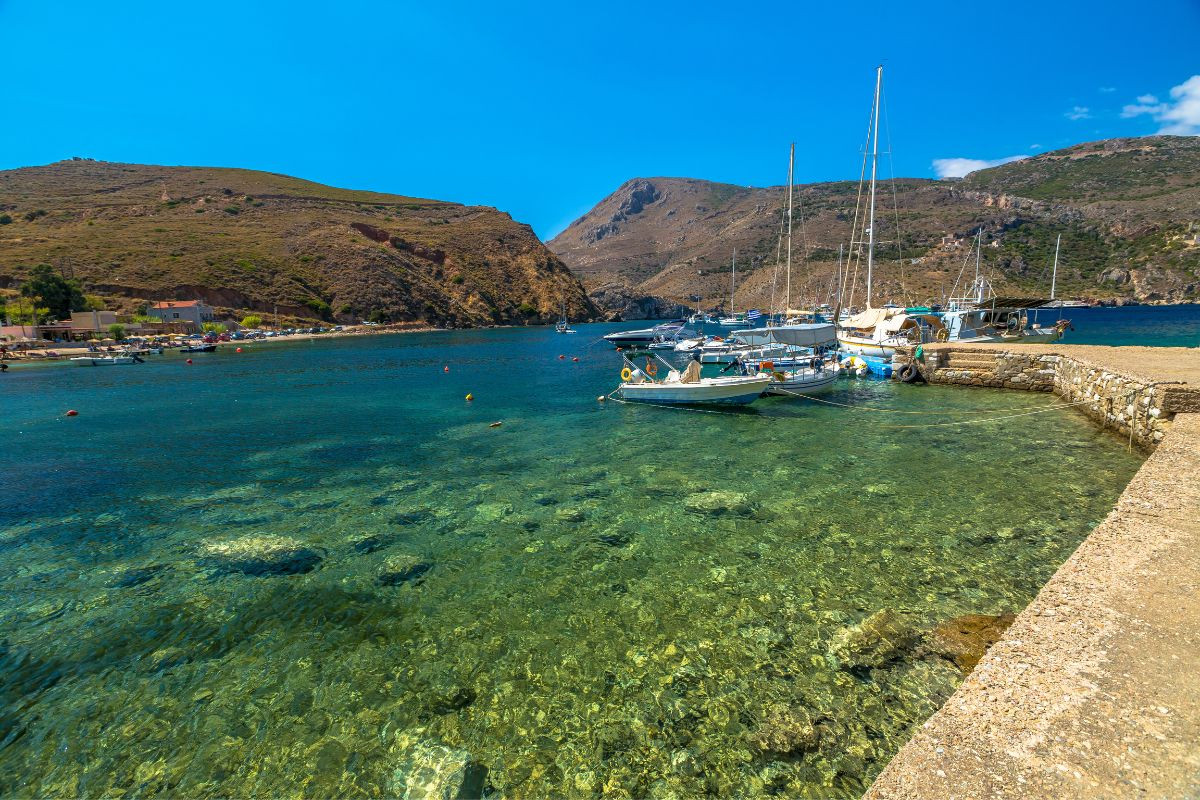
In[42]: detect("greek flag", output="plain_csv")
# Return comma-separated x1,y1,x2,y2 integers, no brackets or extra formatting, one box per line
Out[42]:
746,309,762,321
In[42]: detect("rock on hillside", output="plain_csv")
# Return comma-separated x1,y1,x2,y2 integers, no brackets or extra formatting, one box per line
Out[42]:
0,159,598,326
550,136,1200,308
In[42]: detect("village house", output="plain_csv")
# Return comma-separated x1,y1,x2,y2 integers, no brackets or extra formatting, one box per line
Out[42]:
148,300,214,328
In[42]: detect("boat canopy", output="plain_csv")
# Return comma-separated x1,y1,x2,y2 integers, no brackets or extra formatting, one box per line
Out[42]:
983,297,1053,309
733,323,836,347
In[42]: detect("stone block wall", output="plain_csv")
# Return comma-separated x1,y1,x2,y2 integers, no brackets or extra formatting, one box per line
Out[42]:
915,347,1173,448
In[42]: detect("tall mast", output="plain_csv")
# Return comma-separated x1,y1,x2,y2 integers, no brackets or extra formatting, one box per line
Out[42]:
974,227,982,297
1050,233,1061,300
785,142,795,316
866,64,882,308
731,248,737,313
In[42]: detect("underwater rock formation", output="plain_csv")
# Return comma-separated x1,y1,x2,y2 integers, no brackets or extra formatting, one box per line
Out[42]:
749,702,817,754
377,554,432,586
829,609,919,669
924,612,1016,673
199,535,322,576
684,490,754,516
390,738,487,800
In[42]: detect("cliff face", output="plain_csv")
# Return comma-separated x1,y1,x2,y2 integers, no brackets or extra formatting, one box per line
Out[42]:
550,137,1200,309
0,160,597,325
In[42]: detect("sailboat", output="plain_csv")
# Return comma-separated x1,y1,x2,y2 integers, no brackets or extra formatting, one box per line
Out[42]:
719,249,752,327
555,299,576,334
836,66,943,371
737,142,839,395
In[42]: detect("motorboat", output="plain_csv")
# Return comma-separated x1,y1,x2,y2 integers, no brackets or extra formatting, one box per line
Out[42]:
616,353,770,405
71,353,140,366
180,343,218,353
603,321,685,349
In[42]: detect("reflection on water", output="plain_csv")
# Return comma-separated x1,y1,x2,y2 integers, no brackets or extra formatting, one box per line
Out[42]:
0,325,1142,797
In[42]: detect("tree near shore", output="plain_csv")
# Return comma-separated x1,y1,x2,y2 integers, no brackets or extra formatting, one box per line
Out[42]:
240,314,263,329
20,264,87,320
107,323,126,341
202,322,227,334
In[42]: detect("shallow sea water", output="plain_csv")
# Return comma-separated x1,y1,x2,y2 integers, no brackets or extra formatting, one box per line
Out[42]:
0,324,1143,798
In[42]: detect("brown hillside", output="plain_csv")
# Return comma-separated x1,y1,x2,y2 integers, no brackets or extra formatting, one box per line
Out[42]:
0,160,596,325
550,137,1200,312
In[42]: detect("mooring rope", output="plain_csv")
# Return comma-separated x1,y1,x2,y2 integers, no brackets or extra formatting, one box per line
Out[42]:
605,388,756,416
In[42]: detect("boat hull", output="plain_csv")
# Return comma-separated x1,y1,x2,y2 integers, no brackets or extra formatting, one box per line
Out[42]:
765,369,838,396
618,375,771,405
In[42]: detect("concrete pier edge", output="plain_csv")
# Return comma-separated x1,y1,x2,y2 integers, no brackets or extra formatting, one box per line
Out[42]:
865,343,1200,798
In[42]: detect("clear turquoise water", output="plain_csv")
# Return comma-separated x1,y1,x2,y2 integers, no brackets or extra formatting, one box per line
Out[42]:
0,325,1143,797
1037,303,1200,347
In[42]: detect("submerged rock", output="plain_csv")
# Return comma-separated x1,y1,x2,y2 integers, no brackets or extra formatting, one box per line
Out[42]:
378,554,432,586
109,564,169,588
684,490,754,516
829,609,918,669
749,702,817,754
924,612,1016,673
352,534,388,555
199,535,322,576
390,739,487,800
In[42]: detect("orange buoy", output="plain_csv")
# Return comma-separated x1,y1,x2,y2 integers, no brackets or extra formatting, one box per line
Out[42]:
443,366,449,373
572,357,579,362
236,347,243,353
558,354,565,360
186,358,193,364
66,409,78,417
465,393,473,401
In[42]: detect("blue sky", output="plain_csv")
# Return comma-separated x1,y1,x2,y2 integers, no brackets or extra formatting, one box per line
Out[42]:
1,0,1197,238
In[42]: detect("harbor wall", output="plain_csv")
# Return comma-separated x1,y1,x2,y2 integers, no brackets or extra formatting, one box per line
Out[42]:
868,343,1200,798
910,344,1200,449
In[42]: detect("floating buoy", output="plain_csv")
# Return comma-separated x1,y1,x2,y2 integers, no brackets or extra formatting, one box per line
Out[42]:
465,393,473,401
443,366,449,373
597,396,606,402
571,357,579,362
489,421,502,428
558,354,565,360
236,347,243,353
66,409,78,417
186,358,193,365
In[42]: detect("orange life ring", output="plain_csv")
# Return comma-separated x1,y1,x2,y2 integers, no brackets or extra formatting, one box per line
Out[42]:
644,358,658,376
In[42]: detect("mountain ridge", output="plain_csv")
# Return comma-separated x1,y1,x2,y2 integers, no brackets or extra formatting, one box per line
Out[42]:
0,159,597,326
550,136,1200,313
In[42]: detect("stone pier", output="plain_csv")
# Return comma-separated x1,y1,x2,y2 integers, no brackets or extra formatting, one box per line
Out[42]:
867,343,1200,798
906,343,1200,449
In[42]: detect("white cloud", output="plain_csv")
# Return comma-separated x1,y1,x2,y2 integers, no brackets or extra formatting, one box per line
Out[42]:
1065,105,1091,120
1030,143,1043,150
1122,76,1200,134
931,155,1028,179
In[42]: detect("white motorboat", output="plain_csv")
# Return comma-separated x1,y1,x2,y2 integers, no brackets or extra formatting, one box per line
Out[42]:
603,321,685,349
71,354,138,366
617,354,770,405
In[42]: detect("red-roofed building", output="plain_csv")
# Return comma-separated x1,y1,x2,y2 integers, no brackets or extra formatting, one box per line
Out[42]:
148,300,214,328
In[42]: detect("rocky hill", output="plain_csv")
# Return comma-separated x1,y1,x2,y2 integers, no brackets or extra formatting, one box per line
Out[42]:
550,137,1200,313
0,160,596,326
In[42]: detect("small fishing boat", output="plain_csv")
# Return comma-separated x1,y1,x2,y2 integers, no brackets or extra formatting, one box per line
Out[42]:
180,343,218,353
616,353,770,405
